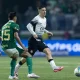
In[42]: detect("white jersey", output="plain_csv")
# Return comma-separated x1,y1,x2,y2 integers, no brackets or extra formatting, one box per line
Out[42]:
27,15,49,36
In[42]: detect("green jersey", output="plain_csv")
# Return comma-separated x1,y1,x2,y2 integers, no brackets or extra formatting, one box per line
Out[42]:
1,20,19,50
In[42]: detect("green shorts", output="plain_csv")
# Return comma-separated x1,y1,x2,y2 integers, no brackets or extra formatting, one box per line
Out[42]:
16,46,24,56
4,46,24,58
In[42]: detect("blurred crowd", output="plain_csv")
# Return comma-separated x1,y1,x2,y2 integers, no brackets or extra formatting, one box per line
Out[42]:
0,0,80,32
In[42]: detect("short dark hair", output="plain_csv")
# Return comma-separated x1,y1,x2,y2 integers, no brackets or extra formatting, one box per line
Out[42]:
8,12,17,20
38,5,45,9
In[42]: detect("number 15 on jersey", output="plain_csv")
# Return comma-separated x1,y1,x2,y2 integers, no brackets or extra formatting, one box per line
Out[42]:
2,30,10,41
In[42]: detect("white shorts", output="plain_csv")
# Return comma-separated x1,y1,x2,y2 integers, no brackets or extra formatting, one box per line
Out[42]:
4,48,19,58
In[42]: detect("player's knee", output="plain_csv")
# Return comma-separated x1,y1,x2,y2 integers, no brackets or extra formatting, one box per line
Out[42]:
44,48,52,55
21,51,32,58
11,51,19,59
26,52,32,57
11,56,17,60
21,53,27,58
21,58,26,63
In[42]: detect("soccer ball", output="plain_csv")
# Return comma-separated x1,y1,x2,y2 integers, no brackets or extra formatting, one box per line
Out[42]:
74,67,80,77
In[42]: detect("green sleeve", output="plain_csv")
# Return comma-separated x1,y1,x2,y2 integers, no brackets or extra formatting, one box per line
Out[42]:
12,23,20,32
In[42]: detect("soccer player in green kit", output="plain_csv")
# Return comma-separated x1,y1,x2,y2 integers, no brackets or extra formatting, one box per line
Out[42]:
1,12,31,79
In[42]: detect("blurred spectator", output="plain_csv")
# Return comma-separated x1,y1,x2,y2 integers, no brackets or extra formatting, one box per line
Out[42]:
72,14,79,28
57,11,66,30
47,0,57,8
1,0,80,33
59,1,68,13
63,31,72,39
24,6,37,26
13,5,22,26
46,0,57,14
36,0,41,8
65,14,73,30
67,3,78,13
50,5,61,15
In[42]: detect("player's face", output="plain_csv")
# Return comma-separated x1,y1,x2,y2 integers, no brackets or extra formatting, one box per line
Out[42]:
13,16,17,22
40,8,46,17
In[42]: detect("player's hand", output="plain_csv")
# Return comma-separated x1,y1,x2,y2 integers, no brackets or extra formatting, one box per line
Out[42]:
47,32,53,36
23,47,28,51
33,34,38,39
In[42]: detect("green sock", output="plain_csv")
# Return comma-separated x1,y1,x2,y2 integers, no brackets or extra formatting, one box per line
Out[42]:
10,59,16,76
26,57,32,74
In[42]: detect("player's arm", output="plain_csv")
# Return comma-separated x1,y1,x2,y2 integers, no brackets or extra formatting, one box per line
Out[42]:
14,32,27,50
44,19,53,36
13,24,27,51
44,29,49,33
27,23,37,36
44,29,53,36
26,18,38,38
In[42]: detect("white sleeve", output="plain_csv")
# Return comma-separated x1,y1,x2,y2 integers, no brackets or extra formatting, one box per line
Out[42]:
44,29,49,33
26,16,38,35
26,23,37,35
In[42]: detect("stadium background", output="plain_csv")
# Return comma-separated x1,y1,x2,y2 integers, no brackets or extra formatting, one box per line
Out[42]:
0,0,80,80
0,0,80,56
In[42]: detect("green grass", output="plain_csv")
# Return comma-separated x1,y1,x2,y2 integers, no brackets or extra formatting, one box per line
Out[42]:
0,57,80,80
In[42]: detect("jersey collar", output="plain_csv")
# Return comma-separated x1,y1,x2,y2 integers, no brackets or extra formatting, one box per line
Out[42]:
9,20,14,22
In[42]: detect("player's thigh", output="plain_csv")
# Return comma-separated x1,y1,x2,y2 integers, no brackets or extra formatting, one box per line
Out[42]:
37,41,48,52
28,46,37,56
28,38,37,56
16,47,24,57
4,48,19,58
43,48,52,56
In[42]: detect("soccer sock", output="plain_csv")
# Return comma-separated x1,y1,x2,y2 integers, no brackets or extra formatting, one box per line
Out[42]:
10,59,16,76
48,59,56,70
15,61,23,73
26,57,32,74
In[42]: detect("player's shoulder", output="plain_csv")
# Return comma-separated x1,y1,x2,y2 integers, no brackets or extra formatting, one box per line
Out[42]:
44,17,46,20
11,22,19,31
32,15,39,21
11,22,19,27
11,22,18,26
35,15,46,20
44,17,46,21
33,15,44,21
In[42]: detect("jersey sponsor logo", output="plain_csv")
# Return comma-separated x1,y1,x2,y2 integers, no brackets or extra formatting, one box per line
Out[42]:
40,27,45,32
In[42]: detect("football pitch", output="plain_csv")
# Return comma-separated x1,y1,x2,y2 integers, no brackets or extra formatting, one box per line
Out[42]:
0,57,80,80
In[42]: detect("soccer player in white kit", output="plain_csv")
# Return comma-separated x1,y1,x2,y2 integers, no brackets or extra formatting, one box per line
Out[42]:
14,5,64,78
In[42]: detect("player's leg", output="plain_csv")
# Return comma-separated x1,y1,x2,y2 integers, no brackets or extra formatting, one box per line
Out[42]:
4,48,19,79
15,57,40,78
15,46,40,78
27,47,40,78
20,51,40,78
15,57,33,76
15,37,40,78
37,40,63,72
14,58,26,76
43,48,64,72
